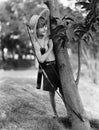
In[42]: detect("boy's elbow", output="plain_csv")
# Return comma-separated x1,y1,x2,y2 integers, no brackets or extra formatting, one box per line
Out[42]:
37,55,46,63
39,58,45,63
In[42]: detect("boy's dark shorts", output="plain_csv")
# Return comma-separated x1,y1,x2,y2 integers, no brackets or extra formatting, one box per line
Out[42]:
42,61,62,93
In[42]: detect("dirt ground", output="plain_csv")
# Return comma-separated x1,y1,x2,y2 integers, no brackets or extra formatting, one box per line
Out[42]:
0,68,99,130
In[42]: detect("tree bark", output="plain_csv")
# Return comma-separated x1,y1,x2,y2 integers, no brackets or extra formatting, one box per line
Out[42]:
54,42,91,130
46,0,92,129
1,48,5,61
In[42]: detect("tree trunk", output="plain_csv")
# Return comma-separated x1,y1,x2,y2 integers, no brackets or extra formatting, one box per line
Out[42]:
1,48,5,61
54,42,91,130
46,0,92,129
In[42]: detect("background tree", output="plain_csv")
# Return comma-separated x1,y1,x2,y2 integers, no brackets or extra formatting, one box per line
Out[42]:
74,0,99,84
0,0,39,61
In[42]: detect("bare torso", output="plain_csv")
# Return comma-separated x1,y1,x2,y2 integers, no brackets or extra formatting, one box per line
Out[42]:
36,37,55,62
35,35,55,61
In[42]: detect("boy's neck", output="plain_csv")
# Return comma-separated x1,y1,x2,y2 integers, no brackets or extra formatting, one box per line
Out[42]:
38,35,48,40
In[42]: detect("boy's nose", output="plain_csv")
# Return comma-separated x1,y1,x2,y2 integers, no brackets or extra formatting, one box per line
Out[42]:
44,25,47,29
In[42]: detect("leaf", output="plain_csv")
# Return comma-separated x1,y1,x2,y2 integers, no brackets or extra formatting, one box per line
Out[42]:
91,24,96,32
96,17,99,22
51,25,68,47
75,2,91,11
87,32,94,41
88,0,91,2
62,16,74,22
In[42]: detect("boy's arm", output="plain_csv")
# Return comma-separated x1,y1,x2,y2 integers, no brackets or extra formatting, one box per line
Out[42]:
34,40,53,63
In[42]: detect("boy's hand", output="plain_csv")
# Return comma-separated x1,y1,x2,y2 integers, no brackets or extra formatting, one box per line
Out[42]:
48,40,53,50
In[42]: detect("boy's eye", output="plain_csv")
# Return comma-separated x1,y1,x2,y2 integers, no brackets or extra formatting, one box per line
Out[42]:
39,22,47,28
37,17,48,28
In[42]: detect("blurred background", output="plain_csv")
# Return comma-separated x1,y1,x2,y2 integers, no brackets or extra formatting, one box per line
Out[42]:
0,0,99,84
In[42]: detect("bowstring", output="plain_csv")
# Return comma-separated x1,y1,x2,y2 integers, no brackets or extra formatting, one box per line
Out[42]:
26,23,84,122
26,23,63,99
27,22,60,80
27,23,60,80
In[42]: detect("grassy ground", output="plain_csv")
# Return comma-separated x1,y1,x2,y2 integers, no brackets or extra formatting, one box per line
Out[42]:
0,69,99,130
0,75,68,130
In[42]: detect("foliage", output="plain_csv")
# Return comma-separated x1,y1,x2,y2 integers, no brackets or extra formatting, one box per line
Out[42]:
1,32,30,58
0,0,43,59
51,25,68,48
74,0,99,39
0,0,99,62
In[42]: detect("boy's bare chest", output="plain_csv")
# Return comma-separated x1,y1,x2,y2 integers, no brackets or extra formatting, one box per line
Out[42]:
38,39,49,50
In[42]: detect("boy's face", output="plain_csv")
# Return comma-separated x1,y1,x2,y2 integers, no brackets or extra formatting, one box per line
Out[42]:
37,17,48,36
